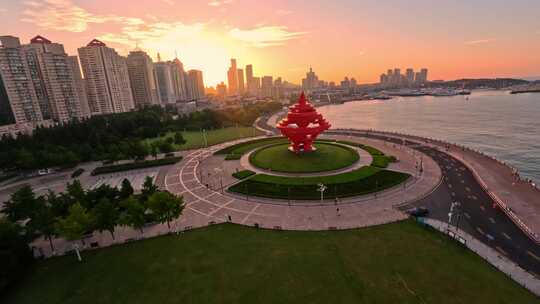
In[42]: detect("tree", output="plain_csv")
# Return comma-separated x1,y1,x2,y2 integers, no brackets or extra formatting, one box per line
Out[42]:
120,178,134,199
129,140,150,161
158,140,174,153
147,192,184,230
2,185,39,222
66,180,86,205
141,176,158,200
92,198,120,240
0,219,33,293
119,196,147,234
150,142,159,159
55,203,93,244
173,132,186,145
27,200,57,252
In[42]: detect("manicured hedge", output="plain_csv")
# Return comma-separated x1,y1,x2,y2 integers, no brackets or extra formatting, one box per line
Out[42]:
232,170,256,180
229,168,410,200
71,168,85,178
91,157,182,176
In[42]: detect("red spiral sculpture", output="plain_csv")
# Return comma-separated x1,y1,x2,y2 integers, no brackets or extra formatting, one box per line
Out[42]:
276,92,331,153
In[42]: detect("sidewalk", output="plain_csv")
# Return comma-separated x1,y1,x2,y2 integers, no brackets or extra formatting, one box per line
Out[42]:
424,218,540,296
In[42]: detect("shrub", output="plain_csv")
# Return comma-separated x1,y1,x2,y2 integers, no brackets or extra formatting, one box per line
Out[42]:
92,157,182,176
232,170,256,180
71,168,85,178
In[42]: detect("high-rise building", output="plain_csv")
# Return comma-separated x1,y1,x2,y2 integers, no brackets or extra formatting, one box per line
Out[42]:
154,57,176,104
22,35,84,122
251,77,261,96
78,39,134,115
0,36,43,126
216,82,227,99
66,56,90,118
171,57,188,102
393,68,401,86
273,77,283,99
341,77,350,89
245,64,259,95
187,69,205,100
227,58,238,95
406,68,415,85
237,69,245,95
302,67,319,91
380,74,388,85
127,50,160,108
419,68,428,84
261,76,273,97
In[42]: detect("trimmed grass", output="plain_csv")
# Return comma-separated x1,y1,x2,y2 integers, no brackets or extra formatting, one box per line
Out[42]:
229,167,409,200
232,170,256,180
215,137,288,157
91,157,182,176
249,143,359,173
3,221,536,304
321,139,395,168
149,127,263,151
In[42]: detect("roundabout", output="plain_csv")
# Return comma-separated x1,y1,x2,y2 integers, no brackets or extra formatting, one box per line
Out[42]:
248,142,359,173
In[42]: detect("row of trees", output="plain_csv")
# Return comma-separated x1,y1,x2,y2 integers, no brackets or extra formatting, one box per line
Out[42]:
0,178,184,293
0,102,282,172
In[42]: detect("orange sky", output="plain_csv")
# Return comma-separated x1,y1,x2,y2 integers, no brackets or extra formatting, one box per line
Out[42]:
2,0,540,86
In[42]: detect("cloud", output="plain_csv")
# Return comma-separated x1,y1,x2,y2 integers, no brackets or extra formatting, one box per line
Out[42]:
276,9,292,16
208,0,233,7
229,26,307,47
465,38,496,45
162,0,174,5
21,0,143,32
0,8,7,13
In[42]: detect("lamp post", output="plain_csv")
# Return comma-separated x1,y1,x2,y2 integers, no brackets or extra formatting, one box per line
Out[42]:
448,201,461,230
317,183,327,203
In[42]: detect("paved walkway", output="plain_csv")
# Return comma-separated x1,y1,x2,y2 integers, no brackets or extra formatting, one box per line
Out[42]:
238,142,373,177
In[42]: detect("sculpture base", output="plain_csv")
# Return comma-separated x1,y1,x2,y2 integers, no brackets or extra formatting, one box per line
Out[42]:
289,146,317,153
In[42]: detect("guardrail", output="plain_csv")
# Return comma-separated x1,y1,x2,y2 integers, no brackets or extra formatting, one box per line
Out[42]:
329,128,540,245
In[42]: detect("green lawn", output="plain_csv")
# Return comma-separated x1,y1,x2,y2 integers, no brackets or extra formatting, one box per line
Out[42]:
249,143,359,173
232,170,256,180
214,137,288,157
149,127,263,151
3,221,536,304
229,168,409,200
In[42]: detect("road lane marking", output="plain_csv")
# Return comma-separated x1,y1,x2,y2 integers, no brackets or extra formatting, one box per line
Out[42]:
479,205,486,211
476,227,485,235
464,212,471,219
448,184,452,188
527,251,540,262
502,232,511,240
488,217,496,224
465,187,471,192
495,246,507,256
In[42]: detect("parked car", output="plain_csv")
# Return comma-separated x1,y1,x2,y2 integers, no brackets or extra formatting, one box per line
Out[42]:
406,207,429,217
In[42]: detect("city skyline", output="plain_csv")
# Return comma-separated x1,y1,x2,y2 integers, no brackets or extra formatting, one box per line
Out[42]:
1,0,540,86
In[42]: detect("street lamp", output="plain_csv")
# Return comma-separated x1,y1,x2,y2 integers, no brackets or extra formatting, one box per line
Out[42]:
448,201,461,230
317,183,327,203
